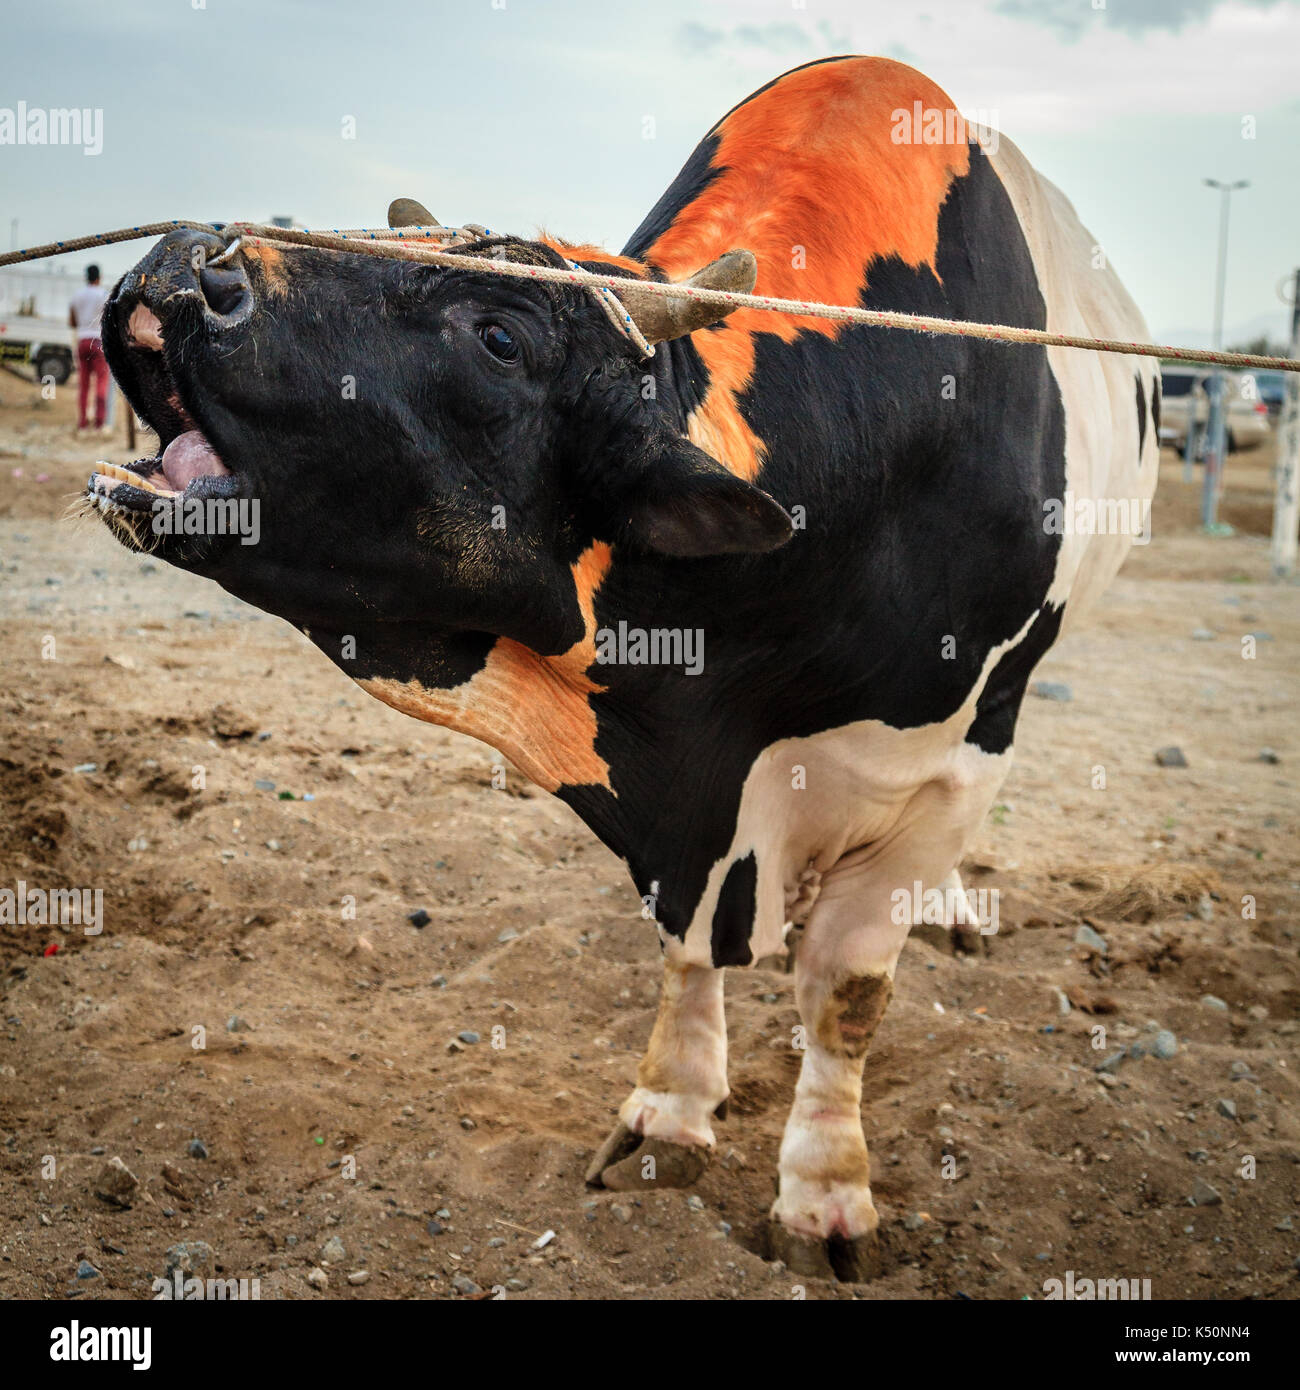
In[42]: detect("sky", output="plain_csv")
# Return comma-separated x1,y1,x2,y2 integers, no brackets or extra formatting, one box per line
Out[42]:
2,0,1298,346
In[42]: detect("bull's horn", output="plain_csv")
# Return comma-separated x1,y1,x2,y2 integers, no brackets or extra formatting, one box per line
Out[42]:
620,249,757,345
388,197,440,229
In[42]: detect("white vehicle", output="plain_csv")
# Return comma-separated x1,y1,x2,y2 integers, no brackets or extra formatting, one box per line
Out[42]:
0,265,79,385
1158,365,1271,454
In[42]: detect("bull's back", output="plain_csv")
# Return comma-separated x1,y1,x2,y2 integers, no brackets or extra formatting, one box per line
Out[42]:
986,132,1159,628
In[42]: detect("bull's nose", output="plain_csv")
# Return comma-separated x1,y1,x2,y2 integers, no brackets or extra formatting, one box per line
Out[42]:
198,260,253,324
118,228,252,328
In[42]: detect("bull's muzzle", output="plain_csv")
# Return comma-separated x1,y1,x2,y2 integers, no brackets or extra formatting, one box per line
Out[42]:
116,227,254,333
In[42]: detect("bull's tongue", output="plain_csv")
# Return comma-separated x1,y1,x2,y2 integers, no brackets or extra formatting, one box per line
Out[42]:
160,429,230,490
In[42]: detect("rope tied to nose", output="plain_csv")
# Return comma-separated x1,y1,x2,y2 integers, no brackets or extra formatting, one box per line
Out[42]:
1,218,1297,373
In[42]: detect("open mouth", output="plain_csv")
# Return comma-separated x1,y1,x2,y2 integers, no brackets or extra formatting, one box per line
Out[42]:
87,302,242,523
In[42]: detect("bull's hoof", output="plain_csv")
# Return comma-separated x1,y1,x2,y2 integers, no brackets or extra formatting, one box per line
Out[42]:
766,1220,884,1283
584,1121,710,1191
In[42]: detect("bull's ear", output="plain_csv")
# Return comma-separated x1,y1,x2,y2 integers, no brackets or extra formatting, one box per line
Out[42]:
606,433,794,558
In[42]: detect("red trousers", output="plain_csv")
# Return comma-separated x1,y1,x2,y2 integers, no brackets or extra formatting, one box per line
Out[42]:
77,337,109,428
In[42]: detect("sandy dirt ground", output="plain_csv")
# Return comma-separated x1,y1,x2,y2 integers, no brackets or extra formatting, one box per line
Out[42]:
0,371,1297,1302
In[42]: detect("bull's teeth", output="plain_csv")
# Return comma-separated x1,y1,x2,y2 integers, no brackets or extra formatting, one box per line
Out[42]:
92,461,172,495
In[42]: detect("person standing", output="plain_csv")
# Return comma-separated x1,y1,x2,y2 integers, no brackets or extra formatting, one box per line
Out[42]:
69,264,110,434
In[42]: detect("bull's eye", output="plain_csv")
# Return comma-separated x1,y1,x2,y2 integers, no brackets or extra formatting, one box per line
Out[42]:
479,323,520,362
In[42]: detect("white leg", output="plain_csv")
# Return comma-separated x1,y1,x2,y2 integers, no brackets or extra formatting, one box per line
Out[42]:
587,962,728,1190
770,749,1010,1278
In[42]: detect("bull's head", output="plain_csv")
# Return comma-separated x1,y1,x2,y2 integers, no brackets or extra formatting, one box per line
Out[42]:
87,206,792,682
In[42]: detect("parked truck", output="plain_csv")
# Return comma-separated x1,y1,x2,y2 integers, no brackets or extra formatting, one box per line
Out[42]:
0,265,79,385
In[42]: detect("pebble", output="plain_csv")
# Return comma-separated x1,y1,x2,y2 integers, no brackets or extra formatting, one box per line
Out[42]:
254,778,275,791
320,1235,346,1262
1155,746,1188,768
226,1015,251,1032
1257,748,1280,764
1152,1030,1179,1059
1216,1098,1238,1120
165,1241,213,1276
1230,1060,1253,1077
1200,995,1228,1012
426,1220,445,1237
452,1273,483,1296
458,1030,480,1045
347,1270,370,1286
1095,1050,1126,1075
93,1156,139,1207
1074,924,1108,954
76,1260,100,1280
611,1204,632,1224
497,928,520,943
685,1194,705,1211
72,763,97,775
407,908,431,929
1190,628,1215,641
1190,1179,1222,1207
1030,681,1073,702
187,1139,209,1159
307,1267,328,1288
1247,1005,1269,1022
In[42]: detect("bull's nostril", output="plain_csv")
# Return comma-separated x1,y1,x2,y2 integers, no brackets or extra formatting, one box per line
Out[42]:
199,264,252,321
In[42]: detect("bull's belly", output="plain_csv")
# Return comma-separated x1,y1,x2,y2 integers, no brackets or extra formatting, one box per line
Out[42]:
669,665,1022,970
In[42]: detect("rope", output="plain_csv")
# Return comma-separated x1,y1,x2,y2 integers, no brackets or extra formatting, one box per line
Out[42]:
2,219,1297,373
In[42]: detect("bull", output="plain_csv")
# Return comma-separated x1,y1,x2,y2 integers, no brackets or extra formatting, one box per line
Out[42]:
86,56,1157,1281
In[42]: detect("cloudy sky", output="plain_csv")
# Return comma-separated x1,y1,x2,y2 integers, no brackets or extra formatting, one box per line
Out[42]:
3,0,1298,344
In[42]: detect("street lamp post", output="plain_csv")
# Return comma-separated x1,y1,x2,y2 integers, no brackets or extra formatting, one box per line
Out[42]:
1201,177,1248,531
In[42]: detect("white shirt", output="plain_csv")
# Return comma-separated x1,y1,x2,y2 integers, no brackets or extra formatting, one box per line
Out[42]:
70,284,109,340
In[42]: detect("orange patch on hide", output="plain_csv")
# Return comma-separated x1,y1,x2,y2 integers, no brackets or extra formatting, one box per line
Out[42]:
646,57,971,480
359,543,614,793
242,243,288,294
539,238,648,278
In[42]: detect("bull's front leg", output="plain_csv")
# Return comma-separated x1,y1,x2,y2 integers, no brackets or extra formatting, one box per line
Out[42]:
585,962,728,1191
